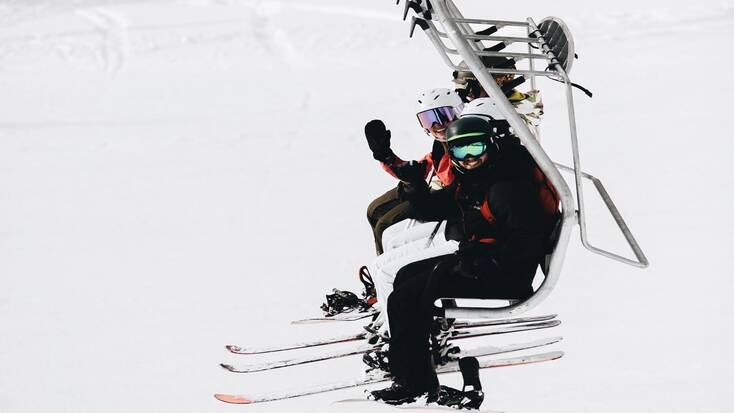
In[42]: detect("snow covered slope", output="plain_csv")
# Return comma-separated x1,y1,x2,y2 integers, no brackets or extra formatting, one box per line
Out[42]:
0,0,732,412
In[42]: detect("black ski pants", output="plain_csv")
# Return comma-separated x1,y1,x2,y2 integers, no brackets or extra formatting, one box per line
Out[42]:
387,254,533,390
366,186,411,255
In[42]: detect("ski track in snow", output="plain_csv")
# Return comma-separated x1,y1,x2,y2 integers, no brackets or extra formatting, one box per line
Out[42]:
75,8,130,73
572,4,734,40
243,1,306,67
1,1,732,71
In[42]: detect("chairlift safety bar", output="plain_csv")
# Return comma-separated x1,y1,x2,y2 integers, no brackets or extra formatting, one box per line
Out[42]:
526,15,648,269
554,163,649,268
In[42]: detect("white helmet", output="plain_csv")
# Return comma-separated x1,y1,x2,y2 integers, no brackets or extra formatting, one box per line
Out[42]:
460,98,514,139
415,88,464,141
459,98,505,121
415,88,463,114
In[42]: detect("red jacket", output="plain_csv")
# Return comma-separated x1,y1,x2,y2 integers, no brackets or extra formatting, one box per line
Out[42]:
380,141,455,187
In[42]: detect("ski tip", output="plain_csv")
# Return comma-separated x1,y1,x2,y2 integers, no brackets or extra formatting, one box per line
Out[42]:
225,345,240,352
535,350,564,362
214,394,252,404
542,336,563,346
219,363,237,372
225,345,250,354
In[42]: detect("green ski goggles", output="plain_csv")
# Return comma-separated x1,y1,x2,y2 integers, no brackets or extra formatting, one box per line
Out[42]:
449,141,488,160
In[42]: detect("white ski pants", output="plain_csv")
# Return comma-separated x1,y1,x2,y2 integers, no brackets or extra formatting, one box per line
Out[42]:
368,219,459,334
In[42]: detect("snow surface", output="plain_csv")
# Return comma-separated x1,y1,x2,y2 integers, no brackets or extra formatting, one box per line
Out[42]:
1,0,733,412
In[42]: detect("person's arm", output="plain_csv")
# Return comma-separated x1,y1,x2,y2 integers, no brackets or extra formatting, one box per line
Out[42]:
452,180,545,279
381,153,433,182
398,181,457,222
364,119,396,164
365,119,433,181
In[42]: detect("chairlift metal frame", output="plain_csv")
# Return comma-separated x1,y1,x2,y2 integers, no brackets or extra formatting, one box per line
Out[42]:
399,0,649,319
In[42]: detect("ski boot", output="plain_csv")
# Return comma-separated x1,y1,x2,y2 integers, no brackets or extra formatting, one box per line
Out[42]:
437,357,484,409
320,289,363,316
430,318,460,365
368,378,440,405
364,310,391,346
319,266,377,316
362,342,390,373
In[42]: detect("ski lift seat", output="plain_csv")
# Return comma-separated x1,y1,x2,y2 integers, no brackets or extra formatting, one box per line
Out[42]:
435,212,562,319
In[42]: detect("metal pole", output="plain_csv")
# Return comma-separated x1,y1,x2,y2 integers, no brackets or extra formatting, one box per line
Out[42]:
445,0,484,52
449,18,529,26
527,23,540,142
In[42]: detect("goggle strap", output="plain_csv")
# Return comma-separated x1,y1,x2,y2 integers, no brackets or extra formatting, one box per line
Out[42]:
448,132,487,141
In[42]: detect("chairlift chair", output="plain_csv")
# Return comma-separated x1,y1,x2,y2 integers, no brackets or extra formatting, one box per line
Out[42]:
397,0,649,320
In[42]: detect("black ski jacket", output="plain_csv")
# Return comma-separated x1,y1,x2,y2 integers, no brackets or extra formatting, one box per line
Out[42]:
399,143,549,288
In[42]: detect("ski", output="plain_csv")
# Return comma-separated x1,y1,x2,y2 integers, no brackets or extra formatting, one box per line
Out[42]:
452,313,556,329
292,310,377,325
214,351,564,404
225,332,367,355
221,330,562,373
225,314,557,355
292,311,556,326
330,399,504,413
448,320,560,340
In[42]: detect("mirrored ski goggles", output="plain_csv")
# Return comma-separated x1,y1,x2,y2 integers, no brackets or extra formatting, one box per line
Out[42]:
416,107,457,131
449,141,488,160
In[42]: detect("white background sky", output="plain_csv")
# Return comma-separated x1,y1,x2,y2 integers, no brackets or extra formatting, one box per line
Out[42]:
1,1,733,412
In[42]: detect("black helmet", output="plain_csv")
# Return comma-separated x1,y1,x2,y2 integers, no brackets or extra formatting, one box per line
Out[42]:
445,117,500,169
446,116,497,146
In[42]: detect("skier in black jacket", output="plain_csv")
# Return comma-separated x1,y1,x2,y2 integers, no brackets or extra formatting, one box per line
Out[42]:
369,116,554,405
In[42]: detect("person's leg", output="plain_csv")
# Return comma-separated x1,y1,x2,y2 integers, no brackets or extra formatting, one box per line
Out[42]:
387,264,455,387
388,256,532,389
382,220,443,252
419,258,535,315
366,187,402,255
380,219,417,252
387,260,443,392
369,223,459,333
373,199,412,255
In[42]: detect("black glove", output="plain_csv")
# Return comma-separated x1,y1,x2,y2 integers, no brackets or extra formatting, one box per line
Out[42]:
364,119,395,163
392,160,428,184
